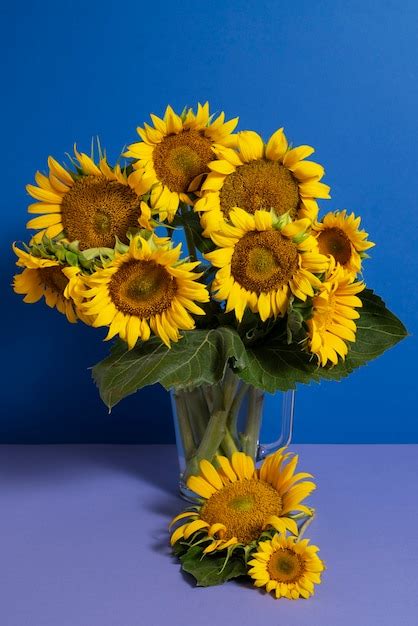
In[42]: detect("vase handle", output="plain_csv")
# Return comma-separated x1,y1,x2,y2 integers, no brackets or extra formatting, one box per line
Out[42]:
257,390,295,460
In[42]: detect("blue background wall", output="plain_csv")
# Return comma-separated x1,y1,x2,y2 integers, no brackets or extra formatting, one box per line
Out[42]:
1,0,416,443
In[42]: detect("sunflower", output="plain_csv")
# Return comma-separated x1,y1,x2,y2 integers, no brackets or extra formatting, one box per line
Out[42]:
26,147,152,247
124,103,239,222
12,244,84,323
78,233,210,349
248,534,324,599
313,210,374,276
306,260,365,366
205,207,329,322
195,129,330,236
170,449,316,554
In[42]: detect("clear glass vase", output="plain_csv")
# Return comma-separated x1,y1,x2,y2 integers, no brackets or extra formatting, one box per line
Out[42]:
170,367,295,502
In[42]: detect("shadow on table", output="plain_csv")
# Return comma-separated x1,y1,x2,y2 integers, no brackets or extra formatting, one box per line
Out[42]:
0,444,178,496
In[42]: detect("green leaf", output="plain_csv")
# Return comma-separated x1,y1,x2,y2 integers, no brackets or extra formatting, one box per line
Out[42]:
238,289,407,393
171,541,190,558
92,327,248,409
179,545,247,587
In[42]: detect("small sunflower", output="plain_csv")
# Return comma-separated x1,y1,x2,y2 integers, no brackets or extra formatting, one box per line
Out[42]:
195,129,330,236
248,534,324,599
124,103,239,221
12,244,84,323
26,147,152,247
306,261,365,366
313,210,374,276
205,207,329,322
170,449,315,554
78,233,210,349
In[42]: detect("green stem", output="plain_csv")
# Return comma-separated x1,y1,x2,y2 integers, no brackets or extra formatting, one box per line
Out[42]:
184,409,229,481
227,382,249,441
184,223,197,262
180,204,198,262
222,368,240,413
173,390,196,462
220,368,240,456
241,387,264,458
203,382,223,414
221,429,239,457
186,388,210,441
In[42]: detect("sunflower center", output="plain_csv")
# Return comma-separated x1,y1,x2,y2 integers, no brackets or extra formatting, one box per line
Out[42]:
267,548,304,583
219,160,300,218
317,227,352,265
108,260,177,317
231,231,298,294
93,209,112,234
200,479,282,544
38,266,68,294
153,130,214,193
61,175,142,250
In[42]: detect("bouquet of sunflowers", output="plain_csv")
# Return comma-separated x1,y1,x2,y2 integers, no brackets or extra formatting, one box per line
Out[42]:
13,103,406,598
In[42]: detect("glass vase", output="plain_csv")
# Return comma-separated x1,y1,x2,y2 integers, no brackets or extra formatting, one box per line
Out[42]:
170,367,295,502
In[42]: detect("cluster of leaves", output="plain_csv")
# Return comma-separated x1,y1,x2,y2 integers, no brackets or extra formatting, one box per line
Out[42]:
93,288,406,408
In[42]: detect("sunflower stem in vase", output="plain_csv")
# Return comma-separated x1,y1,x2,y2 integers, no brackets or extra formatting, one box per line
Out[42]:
174,369,271,491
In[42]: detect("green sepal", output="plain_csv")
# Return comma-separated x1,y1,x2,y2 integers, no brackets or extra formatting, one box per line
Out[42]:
286,296,313,344
271,209,292,230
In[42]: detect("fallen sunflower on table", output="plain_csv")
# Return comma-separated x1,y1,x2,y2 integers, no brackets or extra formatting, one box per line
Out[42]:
169,448,323,597
170,448,315,552
248,533,325,599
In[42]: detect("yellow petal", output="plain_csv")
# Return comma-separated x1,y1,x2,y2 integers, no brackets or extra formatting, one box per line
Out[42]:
26,184,63,204
199,459,224,490
237,131,264,162
48,157,74,186
26,214,62,229
290,161,324,181
231,452,251,480
169,511,199,529
283,145,315,168
299,181,331,199
187,475,217,499
208,160,235,175
265,127,288,161
170,523,188,546
208,523,227,538
216,455,237,482
182,519,210,539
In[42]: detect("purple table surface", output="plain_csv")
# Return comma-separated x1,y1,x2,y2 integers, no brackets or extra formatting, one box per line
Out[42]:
1,444,417,626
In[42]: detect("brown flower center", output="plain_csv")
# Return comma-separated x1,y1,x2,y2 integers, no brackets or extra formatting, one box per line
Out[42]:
231,230,298,294
61,175,142,250
38,266,68,294
153,130,214,193
267,548,304,583
317,227,352,265
219,160,300,218
109,260,177,317
200,479,282,544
